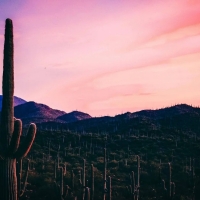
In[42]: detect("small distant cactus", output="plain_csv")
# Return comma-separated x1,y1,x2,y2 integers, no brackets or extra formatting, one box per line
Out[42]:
54,167,68,200
90,164,94,200
82,159,86,200
103,148,107,200
127,156,140,200
54,159,57,179
128,171,136,200
71,170,74,190
161,163,175,199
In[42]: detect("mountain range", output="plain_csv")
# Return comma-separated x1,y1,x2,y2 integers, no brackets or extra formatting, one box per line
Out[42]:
0,95,92,125
14,101,92,125
1,95,200,130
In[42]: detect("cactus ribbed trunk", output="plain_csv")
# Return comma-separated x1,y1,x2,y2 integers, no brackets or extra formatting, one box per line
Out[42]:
82,159,86,200
1,18,14,144
0,18,17,200
71,170,74,190
0,159,17,200
0,19,36,200
91,164,94,200
131,171,135,200
16,160,21,198
103,148,107,200
60,168,63,196
169,163,171,198
108,176,111,200
137,156,140,188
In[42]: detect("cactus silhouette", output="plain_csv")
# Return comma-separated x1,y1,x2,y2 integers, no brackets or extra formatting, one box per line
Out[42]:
90,164,94,200
0,19,36,200
16,159,30,198
54,167,68,200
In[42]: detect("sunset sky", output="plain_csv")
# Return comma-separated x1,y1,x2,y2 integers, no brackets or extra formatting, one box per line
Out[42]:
0,0,200,116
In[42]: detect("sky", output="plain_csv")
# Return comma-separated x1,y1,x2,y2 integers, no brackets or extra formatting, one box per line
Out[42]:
0,0,200,116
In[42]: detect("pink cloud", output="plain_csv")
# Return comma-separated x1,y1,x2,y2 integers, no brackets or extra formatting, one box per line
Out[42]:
0,0,200,116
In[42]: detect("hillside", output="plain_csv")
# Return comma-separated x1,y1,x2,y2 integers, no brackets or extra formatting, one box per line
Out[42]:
14,101,66,124
39,104,200,136
0,95,26,110
57,111,92,123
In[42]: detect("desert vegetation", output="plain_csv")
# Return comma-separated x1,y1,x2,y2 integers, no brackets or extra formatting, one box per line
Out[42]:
20,120,200,200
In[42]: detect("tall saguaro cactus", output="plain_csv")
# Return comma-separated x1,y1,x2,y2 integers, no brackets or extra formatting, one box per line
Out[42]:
90,164,94,200
82,159,86,200
103,148,107,200
0,19,36,200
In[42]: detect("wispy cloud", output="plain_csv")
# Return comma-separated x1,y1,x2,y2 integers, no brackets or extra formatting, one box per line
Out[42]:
0,0,200,116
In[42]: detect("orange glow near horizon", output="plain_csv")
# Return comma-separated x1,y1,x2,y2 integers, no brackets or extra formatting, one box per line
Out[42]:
0,0,200,116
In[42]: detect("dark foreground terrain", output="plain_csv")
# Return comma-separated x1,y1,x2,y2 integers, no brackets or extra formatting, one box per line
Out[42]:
19,104,200,200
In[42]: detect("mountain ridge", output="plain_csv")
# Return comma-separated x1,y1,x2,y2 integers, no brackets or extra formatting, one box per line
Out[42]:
57,110,92,123
2,96,197,126
0,95,26,110
115,103,199,120
14,101,92,125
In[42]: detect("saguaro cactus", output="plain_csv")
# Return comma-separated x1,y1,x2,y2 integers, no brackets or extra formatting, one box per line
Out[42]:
54,159,57,179
169,163,171,198
0,19,36,200
108,176,112,200
84,187,90,200
71,170,74,190
16,159,30,198
82,159,86,200
131,171,135,199
103,148,107,200
90,164,94,200
127,171,136,200
54,167,68,200
162,163,175,199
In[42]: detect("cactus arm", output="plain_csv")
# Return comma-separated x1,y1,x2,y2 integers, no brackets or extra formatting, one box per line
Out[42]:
7,119,22,156
14,123,36,159
19,159,29,197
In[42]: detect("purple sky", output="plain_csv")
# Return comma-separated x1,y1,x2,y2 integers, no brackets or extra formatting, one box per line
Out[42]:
0,0,200,116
